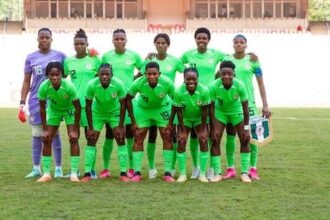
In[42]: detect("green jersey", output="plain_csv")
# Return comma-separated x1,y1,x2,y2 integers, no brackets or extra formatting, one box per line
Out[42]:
63,55,101,107
181,48,226,85
141,54,185,82
223,54,262,106
102,49,143,90
86,77,126,114
38,79,78,111
209,78,248,115
173,84,210,119
128,75,175,109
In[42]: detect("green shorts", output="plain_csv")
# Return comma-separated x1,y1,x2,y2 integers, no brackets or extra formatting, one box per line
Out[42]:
183,118,202,128
47,108,75,126
80,108,88,127
215,109,243,126
134,105,171,128
93,111,120,132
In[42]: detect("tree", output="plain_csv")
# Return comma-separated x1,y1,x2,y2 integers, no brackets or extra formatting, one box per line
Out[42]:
309,0,330,21
0,0,23,21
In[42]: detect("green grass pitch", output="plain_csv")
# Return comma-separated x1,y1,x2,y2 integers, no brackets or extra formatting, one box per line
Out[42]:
0,108,329,219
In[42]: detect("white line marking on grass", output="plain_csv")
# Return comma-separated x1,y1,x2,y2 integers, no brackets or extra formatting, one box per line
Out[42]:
273,117,330,121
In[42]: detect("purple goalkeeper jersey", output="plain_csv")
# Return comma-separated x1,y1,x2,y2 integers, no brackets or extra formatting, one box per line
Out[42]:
24,49,66,124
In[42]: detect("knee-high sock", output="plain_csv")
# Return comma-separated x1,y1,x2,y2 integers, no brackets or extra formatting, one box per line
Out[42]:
171,143,178,170
211,156,222,175
117,145,128,172
163,150,174,173
91,147,97,171
250,143,258,168
41,156,51,175
177,152,186,176
189,137,199,168
84,146,96,173
147,142,156,169
226,135,236,168
132,151,143,172
127,138,134,169
240,152,251,173
199,151,209,176
32,136,42,166
102,139,114,170
52,133,62,167
70,156,80,174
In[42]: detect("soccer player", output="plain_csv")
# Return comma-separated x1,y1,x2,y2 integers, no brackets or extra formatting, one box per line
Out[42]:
180,27,226,179
137,33,185,179
81,63,129,182
209,61,251,183
63,28,101,178
173,67,210,183
220,35,271,180
20,28,66,178
37,62,81,182
126,62,175,182
101,28,143,178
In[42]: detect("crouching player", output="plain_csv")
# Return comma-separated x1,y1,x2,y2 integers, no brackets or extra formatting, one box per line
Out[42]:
209,61,251,183
37,62,81,182
127,62,175,182
173,67,210,183
81,63,129,182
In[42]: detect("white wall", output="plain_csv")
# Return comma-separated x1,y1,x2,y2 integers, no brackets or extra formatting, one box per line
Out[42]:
1,32,329,107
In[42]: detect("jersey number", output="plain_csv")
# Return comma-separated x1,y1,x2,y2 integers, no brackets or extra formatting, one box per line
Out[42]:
70,70,76,79
142,96,149,103
160,111,170,120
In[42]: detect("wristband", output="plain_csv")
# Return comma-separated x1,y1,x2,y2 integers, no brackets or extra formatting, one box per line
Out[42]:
244,125,250,131
20,100,26,105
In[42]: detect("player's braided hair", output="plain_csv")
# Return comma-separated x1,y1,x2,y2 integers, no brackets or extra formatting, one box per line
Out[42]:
113,28,126,36
45,62,63,77
220,61,236,70
98,63,113,74
183,67,199,77
154,33,170,45
74,28,87,40
194,27,211,40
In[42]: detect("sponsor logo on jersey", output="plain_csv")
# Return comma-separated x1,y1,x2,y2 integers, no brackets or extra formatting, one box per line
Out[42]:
208,58,214,64
126,60,132,65
86,64,92,69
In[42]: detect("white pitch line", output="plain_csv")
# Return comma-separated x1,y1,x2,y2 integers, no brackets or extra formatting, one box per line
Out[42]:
273,117,330,121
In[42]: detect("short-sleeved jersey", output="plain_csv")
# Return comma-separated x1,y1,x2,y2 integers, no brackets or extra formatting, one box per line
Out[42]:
38,79,78,112
140,54,184,83
181,48,225,86
173,84,210,119
24,50,66,114
128,75,175,108
209,78,248,114
86,77,126,114
63,55,101,107
223,55,262,105
102,49,143,90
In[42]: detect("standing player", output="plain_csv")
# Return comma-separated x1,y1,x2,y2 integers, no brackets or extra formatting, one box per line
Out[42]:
63,28,101,178
82,63,129,182
37,62,81,182
126,62,175,182
20,28,66,178
101,29,143,178
180,27,226,179
220,35,271,180
209,61,251,183
137,33,185,179
173,67,210,183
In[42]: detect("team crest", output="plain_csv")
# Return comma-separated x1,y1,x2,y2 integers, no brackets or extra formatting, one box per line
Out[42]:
112,93,117,98
246,64,251,69
159,93,165,98
197,100,202,105
208,58,214,64
63,94,69,99
249,115,273,146
126,60,132,65
166,65,173,71
30,115,34,122
86,63,92,69
234,94,239,99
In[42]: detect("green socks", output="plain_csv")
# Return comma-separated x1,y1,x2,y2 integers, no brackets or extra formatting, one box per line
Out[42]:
147,142,156,169
163,150,174,173
42,156,51,174
240,152,251,173
171,143,178,170
177,152,186,175
189,137,199,168
102,138,114,170
226,135,236,168
132,151,144,172
199,151,209,176
127,138,134,169
117,145,128,172
250,143,258,168
70,156,80,174
211,156,222,175
84,146,96,173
